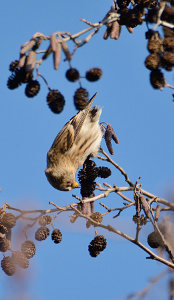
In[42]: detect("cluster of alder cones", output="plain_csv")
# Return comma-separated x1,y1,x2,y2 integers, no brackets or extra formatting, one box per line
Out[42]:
7,1,174,115
7,56,102,114
0,205,109,276
105,1,174,90
145,27,174,89
0,212,62,276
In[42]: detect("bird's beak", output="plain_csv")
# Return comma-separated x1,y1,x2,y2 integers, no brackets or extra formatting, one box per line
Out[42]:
72,181,80,188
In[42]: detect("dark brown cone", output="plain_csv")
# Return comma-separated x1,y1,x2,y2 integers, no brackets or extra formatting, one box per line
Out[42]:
47,89,65,113
163,37,174,51
9,60,19,72
146,8,158,23
97,167,111,178
21,240,36,259
51,229,62,244
1,256,16,276
163,26,174,38
89,235,107,252
162,52,174,66
147,32,164,54
7,71,22,90
74,88,89,110
121,5,145,28
117,0,130,8
88,244,100,257
85,68,102,82
35,226,50,241
0,224,8,234
150,69,165,89
25,80,40,98
1,213,16,228
144,53,161,70
66,68,80,82
161,5,174,24
134,0,158,8
147,231,164,248
0,237,10,252
78,159,98,198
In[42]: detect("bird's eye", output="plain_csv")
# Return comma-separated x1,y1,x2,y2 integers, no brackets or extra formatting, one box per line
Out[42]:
66,181,71,187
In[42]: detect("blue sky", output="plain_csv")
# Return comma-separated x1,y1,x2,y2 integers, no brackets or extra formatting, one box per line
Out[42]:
1,1,174,299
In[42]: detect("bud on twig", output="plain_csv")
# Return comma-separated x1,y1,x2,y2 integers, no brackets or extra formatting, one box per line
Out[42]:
139,195,151,219
103,24,112,40
110,21,121,40
50,33,57,52
25,51,36,73
61,41,71,61
20,39,36,55
18,54,26,68
53,40,61,70
104,124,119,155
155,205,162,221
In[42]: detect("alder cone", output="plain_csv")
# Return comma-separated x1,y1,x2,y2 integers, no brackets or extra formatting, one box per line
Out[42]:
74,88,89,110
89,235,107,252
0,237,10,252
47,89,65,113
39,215,52,226
21,240,36,259
150,69,165,89
147,33,164,54
66,68,80,82
97,166,111,178
9,60,19,72
145,53,161,70
0,224,8,234
117,0,130,8
162,52,174,66
85,68,102,82
35,226,50,241
147,231,164,248
163,37,174,51
1,256,16,276
7,71,22,90
25,80,40,98
1,213,16,228
88,245,100,257
51,229,62,244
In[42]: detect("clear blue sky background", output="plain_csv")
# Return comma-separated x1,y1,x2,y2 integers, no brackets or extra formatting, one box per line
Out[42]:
1,1,174,299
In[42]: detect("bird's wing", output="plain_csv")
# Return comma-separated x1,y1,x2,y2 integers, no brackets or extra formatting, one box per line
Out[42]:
49,93,97,154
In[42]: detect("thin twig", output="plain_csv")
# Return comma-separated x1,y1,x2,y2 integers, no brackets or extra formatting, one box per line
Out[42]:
99,148,134,187
127,269,169,299
70,206,174,269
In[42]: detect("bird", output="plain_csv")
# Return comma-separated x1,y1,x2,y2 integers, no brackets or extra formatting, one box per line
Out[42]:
45,93,103,191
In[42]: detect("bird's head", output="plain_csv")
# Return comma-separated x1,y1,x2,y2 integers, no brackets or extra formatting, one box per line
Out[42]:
45,168,80,191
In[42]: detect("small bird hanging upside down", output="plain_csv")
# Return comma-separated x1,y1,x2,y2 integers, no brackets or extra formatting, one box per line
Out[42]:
45,93,103,191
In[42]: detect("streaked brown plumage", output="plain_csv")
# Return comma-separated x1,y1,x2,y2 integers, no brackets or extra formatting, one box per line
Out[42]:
45,93,102,191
